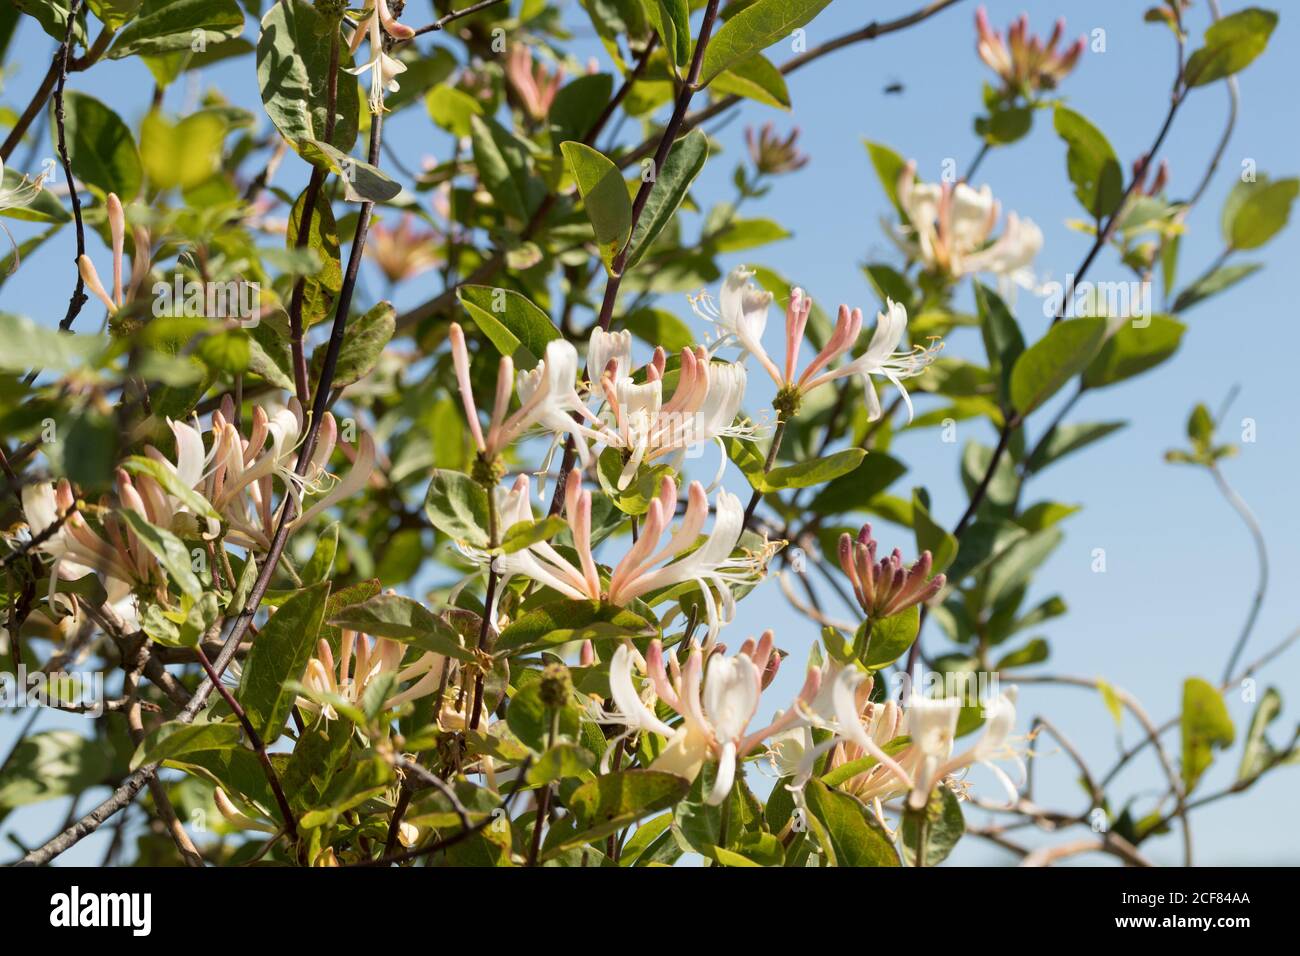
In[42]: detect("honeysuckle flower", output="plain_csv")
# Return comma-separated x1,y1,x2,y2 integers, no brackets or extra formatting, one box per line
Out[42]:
1,156,50,271
449,323,611,467
606,635,821,804
1130,153,1170,199
693,268,940,421
347,0,414,114
891,162,1044,298
21,480,139,609
975,6,1084,97
505,44,564,121
903,684,1023,810
298,629,465,726
745,123,809,176
77,193,151,314
192,398,375,551
838,524,945,619
482,470,768,640
590,327,758,489
765,661,914,799
368,214,442,283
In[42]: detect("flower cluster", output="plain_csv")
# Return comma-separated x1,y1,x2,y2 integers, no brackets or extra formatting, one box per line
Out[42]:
890,161,1042,294
975,6,1084,98
692,266,942,420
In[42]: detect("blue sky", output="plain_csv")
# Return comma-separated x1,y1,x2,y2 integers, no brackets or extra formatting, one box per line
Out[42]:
3,0,1298,864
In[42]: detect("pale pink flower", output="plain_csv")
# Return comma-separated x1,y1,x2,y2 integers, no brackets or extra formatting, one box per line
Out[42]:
607,635,821,804
448,323,611,465
976,6,1084,95
484,469,766,639
891,161,1043,294
505,44,564,121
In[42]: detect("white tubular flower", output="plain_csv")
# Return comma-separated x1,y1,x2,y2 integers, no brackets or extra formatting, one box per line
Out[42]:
904,694,963,809
598,341,759,489
20,480,138,606
197,399,374,551
605,474,768,641
890,160,1043,295
298,628,469,728
796,299,941,421
77,192,134,314
347,1,414,114
1,156,51,272
690,266,780,380
450,324,614,466
607,635,820,804
902,686,1023,810
691,270,939,423
480,471,771,641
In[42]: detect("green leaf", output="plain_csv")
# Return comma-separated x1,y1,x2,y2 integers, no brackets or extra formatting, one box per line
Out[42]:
1026,421,1126,473
755,448,865,492
116,509,202,599
120,455,220,523
132,720,242,769
649,0,690,67
1237,687,1282,783
1053,106,1123,221
424,85,484,138
622,307,695,351
710,54,791,109
626,128,708,269
1082,315,1185,389
500,516,567,554
88,0,141,31
109,0,243,60
139,108,226,192
527,743,596,785
865,139,907,212
287,185,342,327
1172,262,1262,313
308,300,393,387
0,730,111,810
808,451,907,514
1223,176,1298,250
561,140,633,272
302,522,339,585
255,0,358,153
469,114,531,222
548,770,690,855
860,605,920,669
699,0,834,86
994,638,1049,669
238,581,331,744
912,489,958,575
549,73,613,144
457,285,560,369
803,777,899,867
974,282,1024,405
59,91,142,200
423,469,490,548
901,785,964,866
495,600,656,656
0,312,105,372
300,138,400,202
327,592,472,661
1181,677,1236,793
983,527,1062,607
1009,317,1108,415
1183,8,1277,87
196,329,250,373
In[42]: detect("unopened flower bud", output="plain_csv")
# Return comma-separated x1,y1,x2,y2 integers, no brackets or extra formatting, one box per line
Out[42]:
539,662,573,709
